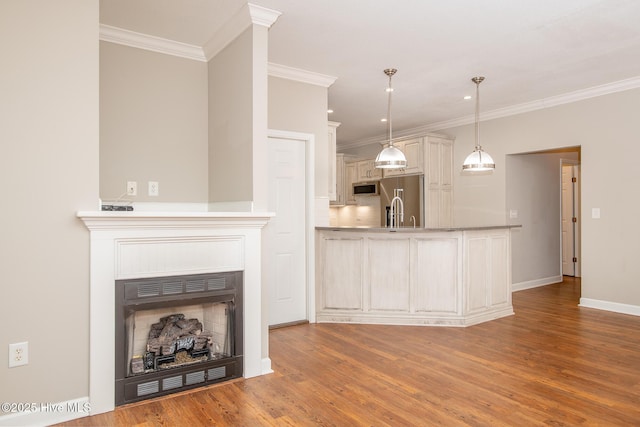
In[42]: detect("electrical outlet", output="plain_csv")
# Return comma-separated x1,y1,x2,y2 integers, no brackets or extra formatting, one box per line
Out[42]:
127,181,137,196
148,181,159,197
9,342,28,368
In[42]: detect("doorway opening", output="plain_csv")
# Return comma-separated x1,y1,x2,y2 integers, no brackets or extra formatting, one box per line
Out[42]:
506,146,581,292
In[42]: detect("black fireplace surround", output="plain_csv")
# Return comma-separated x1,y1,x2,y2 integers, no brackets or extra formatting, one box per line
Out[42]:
115,271,243,405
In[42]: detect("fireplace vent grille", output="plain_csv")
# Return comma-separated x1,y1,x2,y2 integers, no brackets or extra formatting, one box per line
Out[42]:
138,283,161,298
208,277,226,290
137,381,159,396
208,366,226,380
163,281,183,295
186,279,206,293
163,376,182,390
186,371,205,385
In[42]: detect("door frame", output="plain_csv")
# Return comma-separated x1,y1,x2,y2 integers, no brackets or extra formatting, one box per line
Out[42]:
267,129,316,323
560,158,581,278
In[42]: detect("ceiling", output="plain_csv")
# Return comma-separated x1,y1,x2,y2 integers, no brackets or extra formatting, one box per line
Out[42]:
100,0,640,147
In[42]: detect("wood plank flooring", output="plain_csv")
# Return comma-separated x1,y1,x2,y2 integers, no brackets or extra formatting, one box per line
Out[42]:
57,277,640,426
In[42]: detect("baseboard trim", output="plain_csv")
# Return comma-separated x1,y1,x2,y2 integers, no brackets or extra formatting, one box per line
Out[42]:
512,275,563,292
0,397,90,426
261,357,274,375
579,298,640,317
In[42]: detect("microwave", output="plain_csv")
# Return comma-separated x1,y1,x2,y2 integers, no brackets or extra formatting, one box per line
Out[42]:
352,181,379,196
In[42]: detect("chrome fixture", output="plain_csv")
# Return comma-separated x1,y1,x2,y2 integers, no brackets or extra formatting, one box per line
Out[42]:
375,68,407,169
462,76,495,172
389,188,405,228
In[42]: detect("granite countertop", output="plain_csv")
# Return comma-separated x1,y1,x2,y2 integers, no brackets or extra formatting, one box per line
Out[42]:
316,225,521,233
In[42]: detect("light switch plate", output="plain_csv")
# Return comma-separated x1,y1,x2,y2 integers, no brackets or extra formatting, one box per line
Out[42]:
592,208,601,219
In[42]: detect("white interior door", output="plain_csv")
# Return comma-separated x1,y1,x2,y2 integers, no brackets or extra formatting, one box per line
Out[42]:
267,136,307,326
561,163,581,277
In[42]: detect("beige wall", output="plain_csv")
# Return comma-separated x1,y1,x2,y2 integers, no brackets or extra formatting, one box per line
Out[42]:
0,0,99,404
443,88,640,306
208,28,254,204
268,76,329,197
100,42,209,203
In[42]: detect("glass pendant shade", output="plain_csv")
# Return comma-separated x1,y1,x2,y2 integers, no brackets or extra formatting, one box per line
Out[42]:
464,76,495,172
375,68,407,169
375,145,407,168
462,147,495,171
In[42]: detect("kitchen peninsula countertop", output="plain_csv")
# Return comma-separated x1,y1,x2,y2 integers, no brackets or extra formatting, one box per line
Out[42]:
316,224,521,233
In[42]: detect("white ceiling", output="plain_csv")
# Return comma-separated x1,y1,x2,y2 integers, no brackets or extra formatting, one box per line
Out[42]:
100,0,640,147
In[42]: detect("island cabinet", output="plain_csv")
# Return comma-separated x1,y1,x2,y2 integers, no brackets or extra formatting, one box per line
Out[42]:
316,226,516,326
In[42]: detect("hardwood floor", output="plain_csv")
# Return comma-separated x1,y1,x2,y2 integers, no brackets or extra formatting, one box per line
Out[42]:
58,277,640,426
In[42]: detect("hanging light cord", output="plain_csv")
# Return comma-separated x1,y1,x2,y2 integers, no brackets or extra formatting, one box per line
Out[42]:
385,68,397,147
473,76,484,151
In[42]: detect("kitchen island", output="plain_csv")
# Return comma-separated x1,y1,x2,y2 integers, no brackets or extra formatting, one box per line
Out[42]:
315,225,520,327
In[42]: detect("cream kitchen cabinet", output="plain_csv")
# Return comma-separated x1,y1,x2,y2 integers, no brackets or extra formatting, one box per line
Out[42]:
316,226,516,326
330,153,346,206
328,121,341,202
344,160,358,204
425,136,453,227
355,159,382,182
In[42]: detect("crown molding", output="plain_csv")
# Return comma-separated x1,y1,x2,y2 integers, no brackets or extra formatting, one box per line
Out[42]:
339,75,640,150
99,24,206,61
100,3,281,62
202,3,281,60
268,63,337,87
248,3,282,27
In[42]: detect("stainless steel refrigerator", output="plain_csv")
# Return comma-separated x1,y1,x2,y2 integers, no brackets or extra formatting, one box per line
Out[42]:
379,174,424,227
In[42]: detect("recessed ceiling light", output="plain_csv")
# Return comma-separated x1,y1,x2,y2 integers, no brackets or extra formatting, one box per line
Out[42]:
380,118,387,122
464,95,472,100
327,109,334,113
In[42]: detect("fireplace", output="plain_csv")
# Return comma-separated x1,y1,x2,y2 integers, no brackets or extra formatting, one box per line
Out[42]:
115,271,243,405
78,211,272,415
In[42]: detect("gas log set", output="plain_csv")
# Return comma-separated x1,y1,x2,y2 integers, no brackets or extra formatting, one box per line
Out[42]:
131,313,213,375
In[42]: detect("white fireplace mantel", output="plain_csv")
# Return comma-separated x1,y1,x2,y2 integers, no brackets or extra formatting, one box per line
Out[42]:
77,211,273,415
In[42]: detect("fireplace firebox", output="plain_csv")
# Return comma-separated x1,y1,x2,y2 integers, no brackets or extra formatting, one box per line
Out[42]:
115,271,243,405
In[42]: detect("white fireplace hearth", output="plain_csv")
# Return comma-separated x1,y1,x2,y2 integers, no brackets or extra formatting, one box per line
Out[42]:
78,211,273,415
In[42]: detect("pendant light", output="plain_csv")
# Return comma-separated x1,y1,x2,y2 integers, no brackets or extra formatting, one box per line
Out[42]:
462,76,495,171
375,68,407,169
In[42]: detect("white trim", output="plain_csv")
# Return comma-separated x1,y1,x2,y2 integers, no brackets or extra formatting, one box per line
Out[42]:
261,357,274,375
0,397,90,427
579,298,640,317
512,275,563,292
268,63,337,87
100,4,281,62
267,129,316,324
99,24,206,61
248,3,282,28
340,76,640,150
208,201,254,212
203,3,281,61
131,202,209,212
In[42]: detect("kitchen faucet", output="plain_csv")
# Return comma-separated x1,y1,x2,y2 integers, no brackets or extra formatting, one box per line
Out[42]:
390,194,404,228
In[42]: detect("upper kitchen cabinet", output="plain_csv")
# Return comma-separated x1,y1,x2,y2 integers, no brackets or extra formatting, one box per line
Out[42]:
356,159,383,181
328,121,341,202
383,137,424,177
